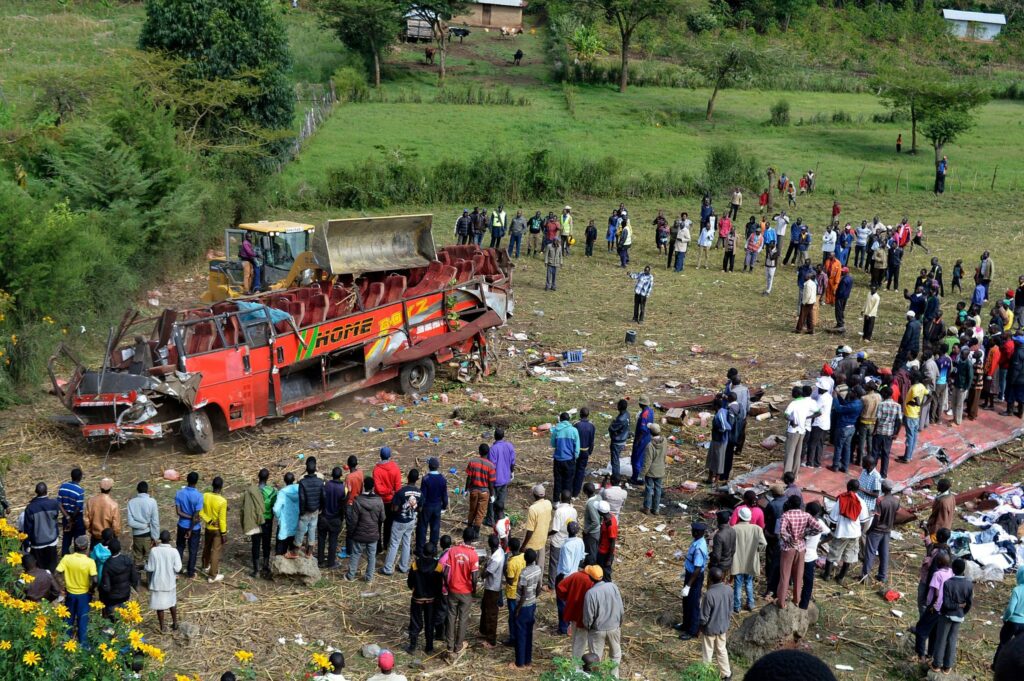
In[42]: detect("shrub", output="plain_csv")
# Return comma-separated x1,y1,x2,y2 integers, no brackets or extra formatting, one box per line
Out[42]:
562,83,577,117
702,142,761,195
680,662,721,681
831,109,852,123
768,99,790,126
332,66,370,103
434,85,530,106
686,12,719,34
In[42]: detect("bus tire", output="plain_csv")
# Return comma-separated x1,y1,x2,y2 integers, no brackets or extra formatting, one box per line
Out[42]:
181,409,215,453
399,359,435,395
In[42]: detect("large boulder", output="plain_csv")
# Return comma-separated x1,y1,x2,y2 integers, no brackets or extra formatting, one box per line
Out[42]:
270,555,321,586
177,621,201,647
727,603,819,660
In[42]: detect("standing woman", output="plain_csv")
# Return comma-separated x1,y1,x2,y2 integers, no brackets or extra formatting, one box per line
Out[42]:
708,396,733,485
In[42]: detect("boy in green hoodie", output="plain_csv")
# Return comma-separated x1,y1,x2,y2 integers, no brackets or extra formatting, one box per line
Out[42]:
995,568,1024,668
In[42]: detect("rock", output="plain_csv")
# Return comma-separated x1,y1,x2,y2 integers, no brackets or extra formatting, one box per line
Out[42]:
361,643,381,659
727,603,819,660
927,671,970,681
177,622,200,646
656,612,677,628
270,555,321,586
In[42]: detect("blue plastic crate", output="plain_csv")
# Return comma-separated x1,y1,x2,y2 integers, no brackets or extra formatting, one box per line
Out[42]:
562,350,584,363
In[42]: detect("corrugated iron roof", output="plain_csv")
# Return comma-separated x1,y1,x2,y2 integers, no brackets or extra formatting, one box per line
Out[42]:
941,9,1006,25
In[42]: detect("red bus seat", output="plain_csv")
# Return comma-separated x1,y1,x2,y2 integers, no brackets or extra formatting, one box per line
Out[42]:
186,322,216,355
364,282,385,309
304,293,328,327
454,259,475,283
382,274,407,304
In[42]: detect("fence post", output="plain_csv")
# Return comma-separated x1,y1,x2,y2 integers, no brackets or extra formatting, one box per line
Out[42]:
991,166,998,190
895,168,902,194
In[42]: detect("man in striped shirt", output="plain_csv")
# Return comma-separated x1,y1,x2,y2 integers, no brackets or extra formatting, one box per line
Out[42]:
628,266,654,323
872,386,902,478
464,445,496,531
58,468,86,556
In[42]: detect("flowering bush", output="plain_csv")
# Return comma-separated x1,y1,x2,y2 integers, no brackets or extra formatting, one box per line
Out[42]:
0,518,163,680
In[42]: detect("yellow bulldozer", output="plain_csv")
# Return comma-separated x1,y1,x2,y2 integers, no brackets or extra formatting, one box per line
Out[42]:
202,216,438,302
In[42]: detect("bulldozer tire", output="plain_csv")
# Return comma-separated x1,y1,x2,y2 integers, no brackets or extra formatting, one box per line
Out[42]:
181,409,214,453
399,359,435,395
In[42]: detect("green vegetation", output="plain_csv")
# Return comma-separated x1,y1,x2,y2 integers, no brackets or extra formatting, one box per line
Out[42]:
316,0,403,87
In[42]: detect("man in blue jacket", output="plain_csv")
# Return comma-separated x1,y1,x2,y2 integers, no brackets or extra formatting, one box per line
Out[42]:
416,457,448,557
573,409,596,498
835,266,854,333
629,396,654,486
608,400,630,481
830,388,864,473
25,483,62,572
550,412,581,499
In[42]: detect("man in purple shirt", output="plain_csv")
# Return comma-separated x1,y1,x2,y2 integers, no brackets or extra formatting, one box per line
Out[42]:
485,428,516,527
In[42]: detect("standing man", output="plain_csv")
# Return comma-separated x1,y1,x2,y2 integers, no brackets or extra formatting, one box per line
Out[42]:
896,371,928,464
708,510,736,580
679,523,708,641
318,467,346,570
582,484,601,565
640,423,666,515
146,530,181,633
729,187,742,220
934,155,948,195
583,576,624,677
615,213,632,268
58,468,86,556
742,224,764,273
835,267,854,333
84,477,120,551
99,539,139,619
273,472,300,557
382,469,420,576
731,506,767,612
24,482,61,572
200,476,228,584
894,311,922,371
596,501,618,580
297,457,324,559
56,535,97,642
241,468,275,577
700,568,733,681
629,395,654,486
548,491,578,590
926,478,957,542
856,382,881,466
406,541,442,654
526,210,543,257
126,481,160,570
471,207,487,246
465,444,496,532
445,527,480,658
795,271,817,334
416,457,448,556
873,386,901,478
455,210,471,245
573,409,596,498
776,496,820,609
511,548,541,669
979,251,995,302
863,480,899,584
486,428,515,527
480,534,505,648
628,266,654,324
522,485,553,587
508,210,526,258
823,479,870,584
543,238,562,292
174,471,203,578
608,399,630,481
374,447,402,556
672,212,691,272
863,285,880,342
560,206,574,255
489,205,507,250
347,477,384,582
550,412,581,499
557,564,602,662
871,237,888,289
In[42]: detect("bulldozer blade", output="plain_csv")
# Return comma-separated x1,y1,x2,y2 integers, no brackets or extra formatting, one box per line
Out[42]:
312,214,437,277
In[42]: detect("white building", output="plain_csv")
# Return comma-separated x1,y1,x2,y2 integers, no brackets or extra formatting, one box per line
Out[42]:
941,9,1006,42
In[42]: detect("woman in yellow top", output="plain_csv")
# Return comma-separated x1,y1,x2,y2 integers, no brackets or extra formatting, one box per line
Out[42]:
200,476,228,583
896,372,929,465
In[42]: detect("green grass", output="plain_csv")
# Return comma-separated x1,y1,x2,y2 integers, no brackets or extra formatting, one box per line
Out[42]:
280,28,1024,204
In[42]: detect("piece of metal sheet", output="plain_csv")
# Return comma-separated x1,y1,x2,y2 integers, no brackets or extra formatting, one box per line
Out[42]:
313,214,437,276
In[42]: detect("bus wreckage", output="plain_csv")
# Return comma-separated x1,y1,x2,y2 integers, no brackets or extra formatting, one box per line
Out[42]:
49,215,513,452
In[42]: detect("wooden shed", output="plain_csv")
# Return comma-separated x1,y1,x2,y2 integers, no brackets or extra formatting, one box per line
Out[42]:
452,0,526,29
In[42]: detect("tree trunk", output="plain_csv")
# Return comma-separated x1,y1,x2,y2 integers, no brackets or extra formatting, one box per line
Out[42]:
910,100,918,154
619,32,630,93
706,83,720,121
439,41,447,82
766,168,775,210
373,50,381,88
934,142,943,165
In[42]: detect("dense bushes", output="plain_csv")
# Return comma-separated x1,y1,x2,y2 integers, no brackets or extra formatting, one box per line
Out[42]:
769,99,790,126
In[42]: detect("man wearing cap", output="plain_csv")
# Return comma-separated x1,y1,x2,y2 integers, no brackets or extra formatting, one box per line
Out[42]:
550,412,581,499
373,447,403,554
367,650,408,681
894,310,922,371
583,575,624,677
416,457,448,557
639,423,666,515
56,534,98,642
455,210,472,245
558,564,602,660
629,395,654,486
731,505,766,612
85,477,120,551
679,523,708,640
560,206,574,256
596,501,618,580
522,485,553,587
465,444,496,531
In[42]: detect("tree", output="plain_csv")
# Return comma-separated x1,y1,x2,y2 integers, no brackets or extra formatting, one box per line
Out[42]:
584,0,684,93
404,0,469,83
316,0,402,87
871,65,942,155
138,0,293,157
918,83,989,162
696,43,763,121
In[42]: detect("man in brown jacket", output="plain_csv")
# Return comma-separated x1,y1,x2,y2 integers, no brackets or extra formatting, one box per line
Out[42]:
84,478,120,550
925,478,956,542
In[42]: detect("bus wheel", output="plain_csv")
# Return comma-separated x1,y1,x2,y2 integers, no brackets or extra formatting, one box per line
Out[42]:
181,409,215,453
399,359,435,395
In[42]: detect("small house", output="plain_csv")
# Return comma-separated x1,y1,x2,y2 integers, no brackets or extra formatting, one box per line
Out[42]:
452,0,526,29
941,9,1006,42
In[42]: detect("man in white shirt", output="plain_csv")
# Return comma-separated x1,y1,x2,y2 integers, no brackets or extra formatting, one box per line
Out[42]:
802,378,832,468
367,651,408,681
672,213,692,273
601,477,628,518
783,386,816,477
314,652,349,681
795,272,817,334
821,225,837,260
799,501,830,609
823,479,871,584
547,491,579,590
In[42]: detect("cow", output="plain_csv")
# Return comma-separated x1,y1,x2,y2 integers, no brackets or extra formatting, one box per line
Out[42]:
513,49,523,66
499,26,524,38
425,47,435,64
448,27,470,43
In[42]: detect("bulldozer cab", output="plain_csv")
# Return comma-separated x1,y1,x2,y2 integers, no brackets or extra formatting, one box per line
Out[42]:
204,221,315,302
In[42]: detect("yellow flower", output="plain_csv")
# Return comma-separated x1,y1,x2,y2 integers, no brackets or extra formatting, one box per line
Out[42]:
34,615,47,628
312,652,331,669
175,676,192,681
63,639,78,653
101,647,117,663
30,625,46,639
9,335,16,345
234,649,254,664
6,551,21,567
0,640,10,650
20,572,35,584
22,650,40,666
16,532,27,542
55,604,70,618
90,599,105,611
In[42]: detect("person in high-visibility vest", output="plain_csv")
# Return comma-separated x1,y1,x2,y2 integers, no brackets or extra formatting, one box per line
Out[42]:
489,205,507,250
560,206,574,256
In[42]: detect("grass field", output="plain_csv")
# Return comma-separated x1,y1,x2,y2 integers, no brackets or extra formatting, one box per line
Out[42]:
279,28,1024,203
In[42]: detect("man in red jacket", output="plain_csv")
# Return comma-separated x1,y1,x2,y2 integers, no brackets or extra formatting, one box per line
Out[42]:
373,447,403,555
556,565,603,662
